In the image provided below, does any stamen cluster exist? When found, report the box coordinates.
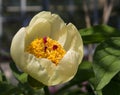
[26,37,66,65]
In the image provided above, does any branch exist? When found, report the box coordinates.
[103,0,114,24]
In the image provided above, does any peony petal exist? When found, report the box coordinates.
[30,11,65,39]
[64,23,83,63]
[23,53,56,85]
[51,25,68,47]
[48,14,65,39]
[25,18,51,48]
[29,11,65,38]
[29,11,51,26]
[10,28,26,66]
[47,50,80,85]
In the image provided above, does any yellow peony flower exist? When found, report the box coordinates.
[10,11,83,86]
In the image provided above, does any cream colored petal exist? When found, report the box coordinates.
[64,23,83,64]
[29,11,65,33]
[23,53,56,85]
[29,11,65,38]
[29,11,51,26]
[25,18,51,48]
[51,25,68,47]
[48,14,65,39]
[45,23,83,85]
[10,28,26,67]
[48,50,80,86]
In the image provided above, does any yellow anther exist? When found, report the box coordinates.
[26,37,66,65]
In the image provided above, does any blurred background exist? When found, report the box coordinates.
[0,0,120,94]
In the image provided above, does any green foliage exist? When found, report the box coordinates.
[93,37,120,90]
[27,75,45,89]
[80,24,120,95]
[80,24,120,44]
[102,73,120,95]
[0,62,44,95]
[10,62,27,83]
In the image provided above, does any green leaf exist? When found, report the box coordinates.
[27,75,45,89]
[0,71,2,82]
[102,73,120,95]
[93,37,120,90]
[10,62,27,83]
[72,61,94,83]
[10,61,22,75]
[18,73,27,83]
[79,25,120,44]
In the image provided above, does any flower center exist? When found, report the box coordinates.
[26,37,66,65]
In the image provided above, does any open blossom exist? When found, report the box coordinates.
[10,11,83,86]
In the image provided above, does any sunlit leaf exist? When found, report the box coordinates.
[79,25,120,44]
[18,73,27,83]
[93,37,120,90]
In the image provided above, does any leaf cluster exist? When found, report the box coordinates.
[80,24,120,95]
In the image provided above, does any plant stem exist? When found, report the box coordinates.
[44,86,50,95]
